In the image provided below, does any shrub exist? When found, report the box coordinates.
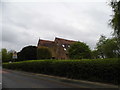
[3,58,119,85]
[37,47,52,59]
[17,46,37,61]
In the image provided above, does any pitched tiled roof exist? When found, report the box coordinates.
[38,39,54,46]
[38,37,76,46]
[55,37,76,44]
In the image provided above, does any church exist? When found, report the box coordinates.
[37,37,76,59]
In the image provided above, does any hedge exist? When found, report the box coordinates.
[3,58,119,85]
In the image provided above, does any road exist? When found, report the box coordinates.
[2,69,119,89]
[2,69,84,88]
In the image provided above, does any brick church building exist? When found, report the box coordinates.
[37,37,76,59]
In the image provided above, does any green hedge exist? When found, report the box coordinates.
[3,58,119,85]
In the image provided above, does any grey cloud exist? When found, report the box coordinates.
[2,26,19,43]
[1,2,113,51]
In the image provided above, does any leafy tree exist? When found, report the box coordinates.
[37,46,52,59]
[96,36,119,58]
[2,48,13,62]
[0,51,1,62]
[68,42,91,59]
[17,46,37,61]
[91,50,99,59]
[109,0,120,38]
[109,0,120,52]
[103,38,119,58]
[96,35,107,58]
[7,52,13,61]
[96,35,106,46]
[2,48,8,62]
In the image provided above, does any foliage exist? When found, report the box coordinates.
[2,49,8,62]
[91,50,99,59]
[109,0,120,52]
[3,58,119,85]
[68,42,91,59]
[1,48,13,62]
[17,46,37,61]
[96,35,107,58]
[37,47,52,59]
[102,38,120,58]
[109,0,120,38]
[0,52,1,62]
[96,35,120,58]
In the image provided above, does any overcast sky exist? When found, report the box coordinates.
[1,0,113,52]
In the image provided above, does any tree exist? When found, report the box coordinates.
[96,35,107,58]
[96,36,119,58]
[109,0,120,52]
[2,48,8,62]
[109,0,120,38]
[1,48,13,62]
[17,46,37,61]
[37,47,52,59]
[0,51,1,62]
[7,52,13,61]
[68,42,91,59]
[103,38,119,58]
[91,50,99,59]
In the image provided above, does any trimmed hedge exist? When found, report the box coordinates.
[3,58,119,85]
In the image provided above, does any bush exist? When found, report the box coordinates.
[3,58,119,85]
[37,47,52,59]
[17,46,37,61]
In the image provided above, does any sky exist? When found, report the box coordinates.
[1,0,113,52]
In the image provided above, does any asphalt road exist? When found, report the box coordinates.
[2,69,84,88]
[2,69,119,89]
